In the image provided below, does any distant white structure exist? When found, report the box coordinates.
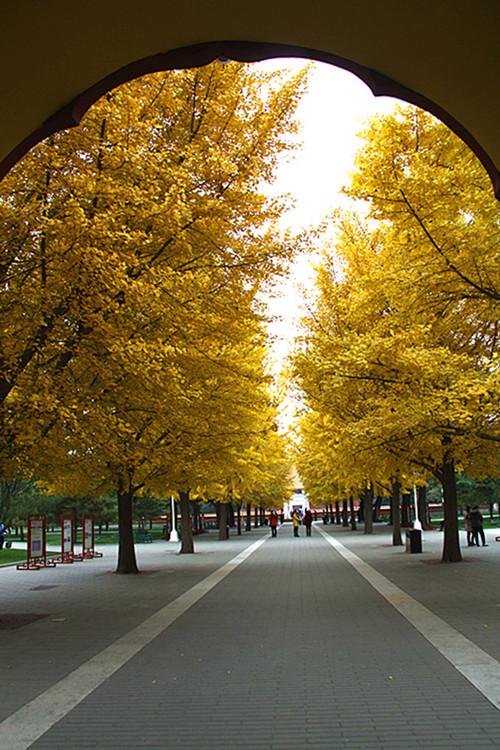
[283,468,309,520]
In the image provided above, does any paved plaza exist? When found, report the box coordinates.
[0,522,499,749]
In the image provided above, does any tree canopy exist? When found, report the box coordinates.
[0,62,306,570]
[292,106,500,562]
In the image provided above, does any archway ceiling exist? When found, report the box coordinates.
[1,0,499,196]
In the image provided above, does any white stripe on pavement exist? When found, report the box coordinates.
[318,528,500,712]
[0,535,268,750]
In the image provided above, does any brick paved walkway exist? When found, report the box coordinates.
[1,522,499,749]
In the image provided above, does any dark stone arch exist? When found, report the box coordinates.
[1,40,499,199]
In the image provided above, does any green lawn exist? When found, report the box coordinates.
[6,526,167,548]
[0,548,27,565]
[430,517,500,530]
[0,547,63,565]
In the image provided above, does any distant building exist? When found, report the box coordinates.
[283,468,309,520]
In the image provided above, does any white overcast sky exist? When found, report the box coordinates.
[259,58,398,231]
[252,58,400,372]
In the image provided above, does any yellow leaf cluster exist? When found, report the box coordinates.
[293,106,500,505]
[0,63,305,502]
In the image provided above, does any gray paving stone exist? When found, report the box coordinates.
[1,525,499,749]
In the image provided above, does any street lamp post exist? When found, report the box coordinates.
[413,486,422,531]
[169,496,179,543]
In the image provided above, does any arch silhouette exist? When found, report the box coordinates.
[3,41,499,199]
[1,1,499,199]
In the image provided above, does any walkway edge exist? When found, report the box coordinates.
[0,535,269,750]
[318,528,500,712]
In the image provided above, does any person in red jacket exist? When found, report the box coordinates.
[269,511,278,537]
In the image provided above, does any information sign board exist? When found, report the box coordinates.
[30,516,44,559]
[53,514,75,564]
[63,516,73,554]
[17,514,56,570]
[74,514,102,560]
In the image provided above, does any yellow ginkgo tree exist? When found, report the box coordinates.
[0,62,310,572]
[293,107,500,562]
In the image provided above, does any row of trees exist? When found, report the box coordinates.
[0,62,304,571]
[0,480,118,538]
[0,474,291,540]
[293,106,500,562]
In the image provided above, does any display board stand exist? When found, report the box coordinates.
[17,514,56,570]
[74,514,103,560]
[53,514,76,564]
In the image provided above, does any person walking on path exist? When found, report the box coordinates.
[270,511,278,538]
[464,506,474,546]
[0,521,7,550]
[470,505,487,547]
[303,509,313,537]
[292,509,300,537]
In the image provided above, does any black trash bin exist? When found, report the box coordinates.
[405,528,422,553]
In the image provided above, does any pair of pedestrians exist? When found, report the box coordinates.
[292,509,313,537]
[269,509,314,538]
[464,505,488,547]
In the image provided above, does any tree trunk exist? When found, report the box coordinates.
[116,481,139,574]
[391,479,403,546]
[373,496,382,522]
[417,486,430,529]
[357,496,364,522]
[246,503,252,531]
[401,493,412,527]
[363,484,374,534]
[236,504,242,535]
[349,496,357,531]
[342,499,349,527]
[192,503,200,534]
[219,502,229,540]
[179,490,194,554]
[254,506,258,528]
[335,501,341,524]
[438,456,462,563]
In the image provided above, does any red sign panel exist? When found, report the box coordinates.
[52,514,75,564]
[74,514,102,560]
[17,514,56,570]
